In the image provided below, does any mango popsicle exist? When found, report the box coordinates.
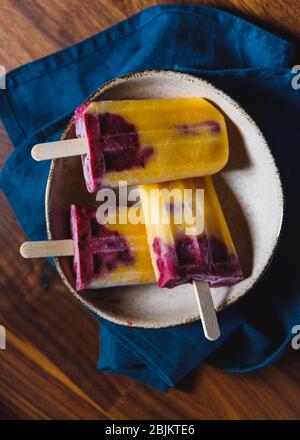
[139,177,243,289]
[74,98,229,192]
[70,205,155,290]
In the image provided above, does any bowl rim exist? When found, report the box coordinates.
[45,69,284,328]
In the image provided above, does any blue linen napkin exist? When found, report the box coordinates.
[0,4,299,392]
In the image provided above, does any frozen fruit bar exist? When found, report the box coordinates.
[139,177,243,288]
[70,205,155,290]
[74,98,229,192]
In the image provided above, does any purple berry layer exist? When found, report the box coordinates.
[70,205,134,290]
[153,235,243,288]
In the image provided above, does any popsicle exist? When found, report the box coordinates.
[71,205,155,290]
[31,98,229,192]
[20,205,155,291]
[139,176,243,289]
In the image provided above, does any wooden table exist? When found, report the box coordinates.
[0,0,299,420]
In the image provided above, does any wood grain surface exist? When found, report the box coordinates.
[0,0,299,420]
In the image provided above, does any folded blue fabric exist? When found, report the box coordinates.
[1,4,299,392]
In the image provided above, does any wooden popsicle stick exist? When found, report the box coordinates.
[20,240,74,258]
[193,280,220,341]
[31,138,88,161]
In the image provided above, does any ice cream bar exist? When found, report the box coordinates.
[70,205,155,290]
[74,98,229,192]
[139,177,243,288]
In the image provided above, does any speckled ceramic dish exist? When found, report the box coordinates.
[45,70,283,328]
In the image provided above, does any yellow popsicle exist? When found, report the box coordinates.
[74,98,229,192]
[139,177,243,288]
[70,205,155,290]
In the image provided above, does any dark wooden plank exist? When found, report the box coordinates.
[0,0,299,420]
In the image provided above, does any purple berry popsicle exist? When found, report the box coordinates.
[70,205,155,290]
[74,98,229,192]
[139,177,243,289]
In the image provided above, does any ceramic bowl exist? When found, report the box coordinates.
[45,70,283,328]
